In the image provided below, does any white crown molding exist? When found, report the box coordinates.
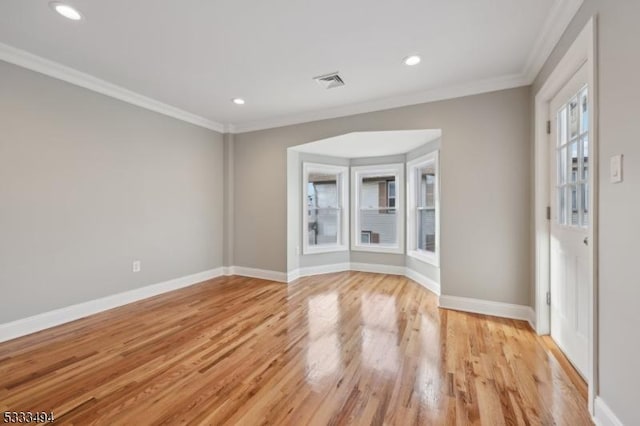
[522,0,585,82]
[0,267,223,343]
[593,397,624,426]
[230,73,529,134]
[1,0,581,136]
[439,295,535,324]
[0,43,225,133]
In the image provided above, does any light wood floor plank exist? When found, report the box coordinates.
[0,272,592,425]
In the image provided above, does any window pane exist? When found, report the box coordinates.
[580,88,588,135]
[570,185,579,226]
[360,209,397,244]
[558,187,566,225]
[558,106,567,146]
[360,174,396,208]
[308,173,338,208]
[569,97,579,140]
[308,208,339,246]
[570,141,579,183]
[388,181,395,197]
[418,165,436,208]
[418,209,436,253]
[558,147,567,184]
[582,135,589,181]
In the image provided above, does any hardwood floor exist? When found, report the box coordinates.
[0,272,592,425]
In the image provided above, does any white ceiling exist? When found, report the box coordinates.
[0,0,582,132]
[292,130,441,158]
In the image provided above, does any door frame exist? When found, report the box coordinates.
[533,17,598,414]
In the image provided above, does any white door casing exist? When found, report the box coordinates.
[534,17,597,414]
[549,63,589,378]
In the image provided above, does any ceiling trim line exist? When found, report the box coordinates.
[521,0,585,82]
[229,73,529,134]
[0,43,225,133]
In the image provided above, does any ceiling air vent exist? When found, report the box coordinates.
[313,71,345,89]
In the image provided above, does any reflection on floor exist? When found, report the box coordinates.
[0,271,592,424]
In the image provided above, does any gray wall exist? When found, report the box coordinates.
[533,2,640,424]
[0,60,224,323]
[234,86,531,305]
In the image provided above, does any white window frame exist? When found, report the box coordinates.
[351,163,404,254]
[302,162,349,255]
[406,152,440,266]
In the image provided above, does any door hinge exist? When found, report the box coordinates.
[546,120,551,134]
[546,291,551,306]
[546,206,551,220]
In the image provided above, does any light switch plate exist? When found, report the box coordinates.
[610,155,623,183]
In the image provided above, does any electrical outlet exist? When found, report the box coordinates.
[132,260,141,273]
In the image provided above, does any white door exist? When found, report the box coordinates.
[549,63,590,378]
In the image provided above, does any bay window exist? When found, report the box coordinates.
[302,163,349,254]
[407,152,439,265]
[351,164,404,253]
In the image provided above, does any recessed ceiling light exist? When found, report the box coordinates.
[403,55,421,66]
[49,2,83,20]
[232,98,245,105]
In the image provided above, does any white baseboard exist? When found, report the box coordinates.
[526,306,537,331]
[0,267,223,343]
[404,268,441,296]
[232,266,288,283]
[439,295,534,323]
[286,262,441,296]
[349,262,406,276]
[286,268,300,283]
[288,263,350,282]
[594,397,624,426]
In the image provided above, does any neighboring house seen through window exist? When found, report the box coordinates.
[351,164,404,254]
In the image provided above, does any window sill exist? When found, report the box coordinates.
[303,245,349,255]
[351,244,404,254]
[408,250,439,267]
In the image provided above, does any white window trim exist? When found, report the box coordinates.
[302,162,349,255]
[406,152,440,266]
[351,163,404,254]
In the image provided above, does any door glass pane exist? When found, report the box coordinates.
[570,185,579,226]
[308,208,339,246]
[558,107,567,146]
[418,209,436,253]
[580,88,588,135]
[558,187,566,225]
[569,97,579,140]
[582,183,589,226]
[582,136,589,181]
[558,147,567,184]
[308,173,338,208]
[569,141,579,183]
